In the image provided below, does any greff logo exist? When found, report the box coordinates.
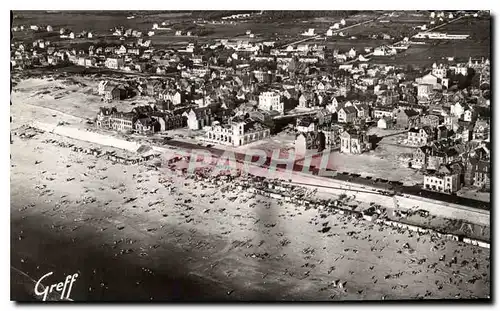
[34,272,78,301]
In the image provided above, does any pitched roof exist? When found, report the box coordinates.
[341,106,358,114]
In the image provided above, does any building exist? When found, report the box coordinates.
[298,93,314,109]
[407,126,436,146]
[96,107,118,128]
[466,144,490,190]
[340,129,371,154]
[473,120,489,141]
[204,118,271,147]
[295,132,325,157]
[258,91,283,113]
[337,106,358,123]
[417,84,434,99]
[420,114,441,128]
[423,163,462,194]
[372,106,394,119]
[105,58,124,70]
[394,109,420,129]
[109,112,137,132]
[412,146,432,169]
[183,108,212,130]
[377,117,394,129]
[103,84,126,102]
[431,63,447,79]
[296,117,318,133]
[135,117,160,133]
[158,90,183,106]
[450,102,466,118]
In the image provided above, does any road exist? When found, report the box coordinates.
[344,14,469,64]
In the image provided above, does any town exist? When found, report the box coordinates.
[11,10,491,301]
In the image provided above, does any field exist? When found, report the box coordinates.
[12,11,381,48]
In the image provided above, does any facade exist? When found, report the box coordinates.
[295,132,325,157]
[377,117,394,129]
[412,146,432,169]
[258,91,283,113]
[105,58,124,70]
[183,108,212,130]
[473,120,489,141]
[373,106,394,119]
[407,127,436,147]
[96,107,118,128]
[337,106,357,123]
[340,129,371,154]
[103,85,126,102]
[420,114,441,128]
[159,90,183,105]
[204,119,270,147]
[296,117,317,133]
[423,163,462,194]
[394,109,420,129]
[109,112,136,132]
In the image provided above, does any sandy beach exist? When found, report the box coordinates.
[11,128,490,301]
[10,75,490,301]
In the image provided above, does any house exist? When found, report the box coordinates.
[473,120,489,141]
[466,144,490,190]
[431,63,447,79]
[340,129,371,154]
[377,117,394,129]
[412,146,432,169]
[455,125,472,143]
[204,118,271,147]
[296,117,318,133]
[258,91,283,113]
[407,126,436,147]
[183,107,212,130]
[316,109,334,126]
[337,106,357,123]
[109,112,137,132]
[450,102,466,118]
[135,117,160,133]
[319,124,342,148]
[96,107,118,128]
[144,80,163,97]
[394,109,420,129]
[298,93,314,109]
[163,112,185,130]
[103,84,126,102]
[420,114,441,128]
[353,104,369,120]
[127,48,140,56]
[295,132,325,157]
[373,46,396,56]
[372,106,394,119]
[105,57,124,70]
[423,163,462,194]
[159,90,183,105]
[464,107,476,122]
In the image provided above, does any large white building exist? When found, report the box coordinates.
[423,163,462,194]
[204,118,271,147]
[258,92,283,113]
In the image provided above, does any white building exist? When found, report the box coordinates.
[423,164,461,194]
[258,92,283,113]
[301,28,315,36]
[204,119,271,147]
